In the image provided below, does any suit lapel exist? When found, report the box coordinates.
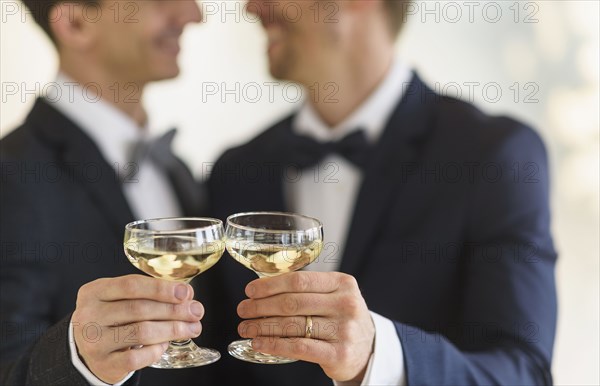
[166,158,205,216]
[339,74,439,277]
[248,117,294,213]
[28,98,135,239]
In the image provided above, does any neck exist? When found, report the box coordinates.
[306,35,394,128]
[59,61,147,127]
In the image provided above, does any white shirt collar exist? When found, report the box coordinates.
[45,72,148,168]
[293,59,413,143]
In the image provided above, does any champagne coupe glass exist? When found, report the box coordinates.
[225,212,324,364]
[124,217,225,368]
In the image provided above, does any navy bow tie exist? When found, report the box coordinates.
[286,129,372,170]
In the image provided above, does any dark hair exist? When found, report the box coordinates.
[383,0,412,37]
[21,0,97,44]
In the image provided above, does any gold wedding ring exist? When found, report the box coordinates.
[305,315,313,339]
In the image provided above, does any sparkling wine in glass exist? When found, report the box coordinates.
[225,212,324,364]
[124,217,225,368]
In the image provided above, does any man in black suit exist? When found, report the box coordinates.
[206,0,557,384]
[1,1,208,385]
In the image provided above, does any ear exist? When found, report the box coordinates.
[48,2,99,52]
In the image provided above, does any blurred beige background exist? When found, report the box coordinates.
[1,1,598,384]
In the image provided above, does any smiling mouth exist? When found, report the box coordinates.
[156,37,181,56]
[156,29,183,56]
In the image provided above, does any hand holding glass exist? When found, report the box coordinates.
[225,212,324,364]
[124,217,225,369]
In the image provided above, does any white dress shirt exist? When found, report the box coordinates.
[47,72,182,386]
[286,59,412,386]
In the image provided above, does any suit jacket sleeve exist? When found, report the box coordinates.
[0,149,81,385]
[0,314,97,386]
[0,156,139,386]
[0,165,85,385]
[0,315,142,386]
[395,123,557,385]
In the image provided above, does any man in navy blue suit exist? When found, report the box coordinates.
[1,1,206,385]
[206,0,557,384]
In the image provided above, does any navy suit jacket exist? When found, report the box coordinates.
[205,73,557,385]
[0,99,206,386]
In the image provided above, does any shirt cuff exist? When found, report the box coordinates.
[333,311,406,386]
[69,318,135,386]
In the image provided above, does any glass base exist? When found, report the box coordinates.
[228,339,297,364]
[150,340,220,369]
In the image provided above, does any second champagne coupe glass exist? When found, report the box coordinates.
[124,217,225,369]
[225,212,324,364]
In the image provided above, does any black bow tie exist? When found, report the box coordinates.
[125,128,204,214]
[127,128,179,170]
[286,129,372,170]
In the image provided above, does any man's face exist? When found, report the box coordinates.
[90,0,201,83]
[247,0,341,84]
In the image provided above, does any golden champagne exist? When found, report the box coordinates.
[125,237,225,282]
[226,240,323,277]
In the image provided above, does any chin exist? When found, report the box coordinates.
[269,62,298,83]
[268,56,290,80]
[267,49,299,82]
[268,65,284,80]
[152,65,181,82]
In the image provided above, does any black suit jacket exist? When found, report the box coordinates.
[205,74,557,385]
[0,99,206,385]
